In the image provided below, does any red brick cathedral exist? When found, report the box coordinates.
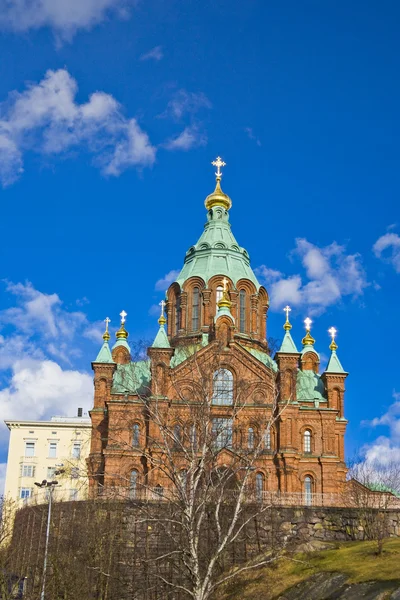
[88,158,348,501]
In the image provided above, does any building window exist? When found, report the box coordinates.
[132,424,140,448]
[154,484,164,498]
[72,443,81,459]
[21,465,35,478]
[264,428,271,450]
[304,430,312,453]
[248,427,254,450]
[71,468,79,479]
[20,488,31,500]
[25,442,35,457]
[212,418,233,449]
[175,295,181,334]
[173,424,182,447]
[48,442,57,458]
[216,286,223,309]
[47,467,57,479]
[129,470,138,499]
[190,424,198,451]
[212,368,234,405]
[192,287,200,330]
[304,476,313,505]
[256,473,264,501]
[70,489,78,501]
[239,289,246,333]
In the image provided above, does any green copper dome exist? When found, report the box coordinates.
[176,182,260,289]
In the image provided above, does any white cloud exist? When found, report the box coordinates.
[165,89,211,121]
[164,126,206,151]
[256,238,367,313]
[0,68,156,186]
[0,359,92,443]
[360,392,400,472]
[0,462,6,497]
[155,269,180,291]
[140,45,163,61]
[244,127,261,146]
[373,232,400,273]
[0,0,135,42]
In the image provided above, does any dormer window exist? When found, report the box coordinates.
[192,287,200,330]
[239,289,246,333]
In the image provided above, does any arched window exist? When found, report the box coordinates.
[129,470,138,499]
[248,427,254,450]
[190,424,197,451]
[304,429,312,453]
[256,472,264,501]
[173,424,182,446]
[132,424,140,448]
[175,295,181,334]
[216,286,223,309]
[264,428,271,450]
[212,369,234,405]
[304,476,313,505]
[192,287,200,330]
[239,289,246,333]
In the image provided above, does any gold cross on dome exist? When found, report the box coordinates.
[304,317,312,331]
[104,317,111,332]
[212,156,226,179]
[328,326,337,341]
[283,305,291,321]
[120,310,127,324]
[222,277,229,292]
[159,299,166,317]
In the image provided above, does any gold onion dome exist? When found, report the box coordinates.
[218,290,232,310]
[116,310,129,340]
[328,327,338,351]
[103,317,111,342]
[205,179,232,211]
[283,305,292,331]
[302,317,315,346]
[329,339,338,351]
[158,314,167,326]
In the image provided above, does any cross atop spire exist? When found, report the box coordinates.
[222,276,229,292]
[103,317,111,342]
[120,310,127,324]
[212,156,226,181]
[158,300,167,326]
[328,326,338,351]
[304,317,312,331]
[302,316,315,347]
[283,305,292,331]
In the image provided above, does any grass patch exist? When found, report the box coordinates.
[214,538,400,600]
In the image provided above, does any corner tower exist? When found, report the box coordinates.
[166,157,269,352]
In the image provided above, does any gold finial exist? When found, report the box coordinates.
[217,278,232,310]
[103,317,111,342]
[302,316,315,346]
[328,326,338,351]
[116,310,129,340]
[158,300,167,326]
[283,305,292,331]
[205,156,232,211]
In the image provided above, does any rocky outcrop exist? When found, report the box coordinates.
[277,572,400,600]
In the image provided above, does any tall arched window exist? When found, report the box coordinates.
[129,470,138,499]
[256,472,264,501]
[192,287,200,330]
[239,289,246,333]
[304,476,313,505]
[216,286,223,309]
[190,424,197,451]
[175,295,181,334]
[248,427,254,450]
[264,428,271,450]
[132,424,140,448]
[212,368,234,405]
[304,429,312,453]
[173,424,182,447]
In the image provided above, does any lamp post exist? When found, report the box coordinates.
[34,469,64,600]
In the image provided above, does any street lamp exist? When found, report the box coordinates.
[34,469,64,600]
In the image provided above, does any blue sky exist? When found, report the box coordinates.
[1,0,400,491]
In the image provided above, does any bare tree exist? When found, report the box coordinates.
[347,458,400,554]
[100,341,291,600]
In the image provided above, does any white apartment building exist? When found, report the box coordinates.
[4,411,92,506]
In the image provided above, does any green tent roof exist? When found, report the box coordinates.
[94,341,114,364]
[325,350,346,374]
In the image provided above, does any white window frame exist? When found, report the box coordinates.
[20,488,32,500]
[21,465,35,478]
[25,442,35,457]
[48,442,58,458]
[72,442,81,459]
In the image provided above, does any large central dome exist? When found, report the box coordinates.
[175,167,260,289]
